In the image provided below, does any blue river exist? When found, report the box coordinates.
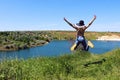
[0,40,120,60]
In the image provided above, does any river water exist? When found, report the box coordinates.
[0,40,120,60]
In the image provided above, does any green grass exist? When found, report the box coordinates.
[0,49,120,80]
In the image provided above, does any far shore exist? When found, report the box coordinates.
[96,35,120,41]
[0,41,49,52]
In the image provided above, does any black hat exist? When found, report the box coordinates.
[79,20,84,26]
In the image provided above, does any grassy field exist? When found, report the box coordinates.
[0,49,120,80]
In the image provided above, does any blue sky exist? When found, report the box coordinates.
[0,0,120,32]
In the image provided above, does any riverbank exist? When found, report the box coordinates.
[97,35,120,41]
[0,31,50,51]
[0,49,119,80]
[0,41,48,51]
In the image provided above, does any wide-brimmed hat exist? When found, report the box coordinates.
[76,20,84,26]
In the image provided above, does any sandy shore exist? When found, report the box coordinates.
[97,35,120,41]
